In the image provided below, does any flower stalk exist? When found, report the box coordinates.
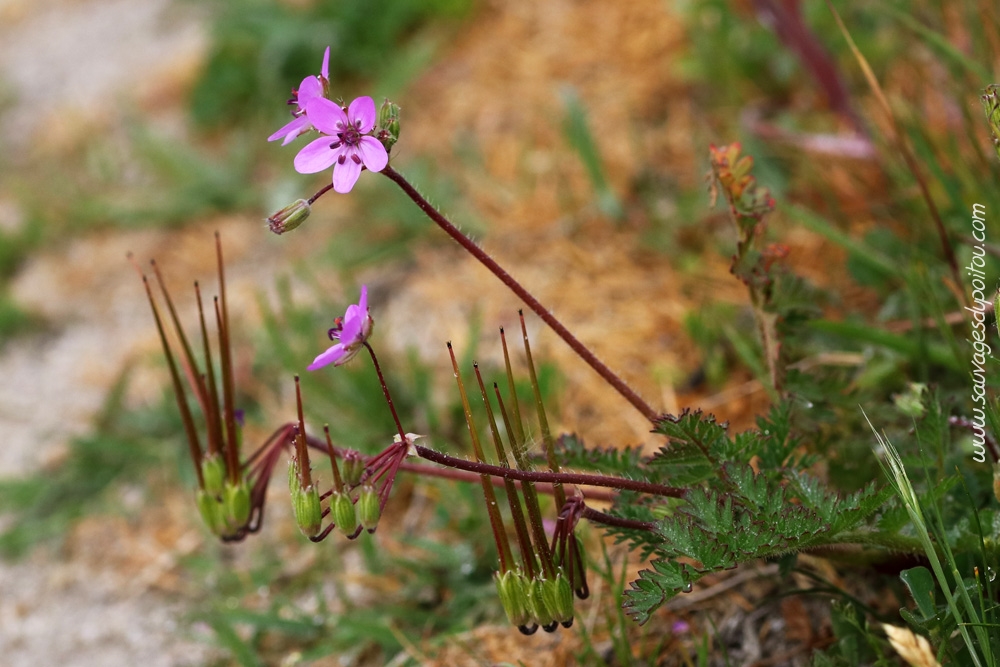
[380,165,659,423]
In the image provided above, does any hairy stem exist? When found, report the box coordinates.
[414,445,684,497]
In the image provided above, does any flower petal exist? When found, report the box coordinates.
[320,46,330,80]
[332,155,363,193]
[306,97,349,135]
[357,136,388,172]
[347,96,377,133]
[307,343,347,370]
[268,116,309,143]
[297,75,322,105]
[294,136,343,174]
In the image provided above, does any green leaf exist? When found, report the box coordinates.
[901,566,937,620]
[623,558,696,625]
[549,434,645,476]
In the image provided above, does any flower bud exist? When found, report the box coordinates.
[377,99,401,151]
[224,480,251,529]
[267,199,311,235]
[341,450,365,487]
[201,454,226,496]
[196,489,225,536]
[357,485,381,532]
[495,570,532,629]
[332,491,358,537]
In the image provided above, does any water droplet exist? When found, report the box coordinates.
[682,582,693,593]
[989,566,997,582]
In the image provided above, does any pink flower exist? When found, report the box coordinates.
[268,47,330,146]
[293,96,389,193]
[307,285,374,370]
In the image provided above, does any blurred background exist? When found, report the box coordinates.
[0,0,997,664]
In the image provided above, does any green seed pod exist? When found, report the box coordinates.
[495,570,532,628]
[545,572,574,627]
[332,492,358,537]
[341,450,365,487]
[293,484,322,538]
[357,485,381,532]
[196,489,225,536]
[200,454,226,496]
[528,576,556,629]
[224,480,251,529]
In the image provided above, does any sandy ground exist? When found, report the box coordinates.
[0,1,218,663]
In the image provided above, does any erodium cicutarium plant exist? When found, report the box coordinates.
[132,44,1000,656]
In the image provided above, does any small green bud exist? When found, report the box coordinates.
[377,98,401,151]
[357,485,381,533]
[267,199,311,235]
[196,489,225,536]
[200,454,226,496]
[224,480,251,529]
[495,570,532,628]
[332,492,358,537]
[341,450,365,487]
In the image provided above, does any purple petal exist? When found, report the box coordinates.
[340,306,364,344]
[347,96,377,133]
[268,116,308,143]
[306,97,349,135]
[320,47,330,80]
[294,136,343,174]
[357,136,388,172]
[297,75,322,106]
[307,343,347,370]
[332,155,363,193]
[357,285,368,312]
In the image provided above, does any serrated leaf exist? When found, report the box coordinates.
[653,409,731,458]
[623,559,695,624]
[549,434,646,476]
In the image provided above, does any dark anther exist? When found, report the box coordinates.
[351,154,362,164]
[542,621,559,633]
[517,624,538,636]
[560,618,574,629]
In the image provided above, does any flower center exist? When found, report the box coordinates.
[337,122,363,148]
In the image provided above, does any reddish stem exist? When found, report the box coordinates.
[414,445,683,498]
[381,165,659,422]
